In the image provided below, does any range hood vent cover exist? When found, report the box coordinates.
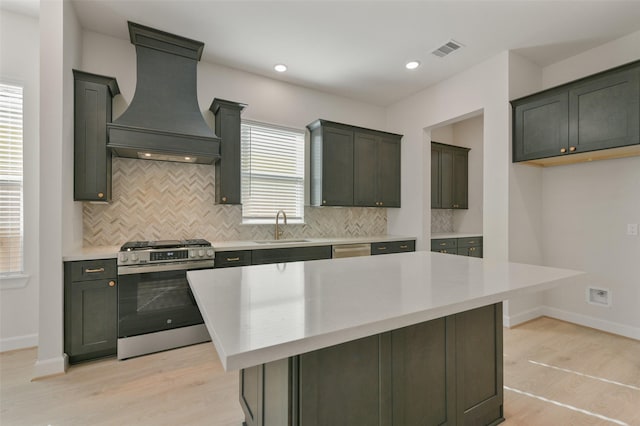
[107,22,220,164]
[431,39,464,58]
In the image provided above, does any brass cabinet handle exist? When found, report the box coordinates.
[108,280,116,287]
[377,246,387,250]
[560,148,567,153]
[569,146,576,152]
[323,200,326,204]
[222,196,227,202]
[226,257,240,262]
[97,192,104,198]
[400,245,408,249]
[468,240,475,244]
[85,267,105,273]
[470,247,476,252]
[439,242,447,246]
[379,201,383,206]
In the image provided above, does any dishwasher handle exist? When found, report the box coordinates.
[332,243,371,258]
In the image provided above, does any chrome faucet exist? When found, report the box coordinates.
[274,210,287,240]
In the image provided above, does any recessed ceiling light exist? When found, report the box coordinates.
[274,64,287,72]
[405,61,420,70]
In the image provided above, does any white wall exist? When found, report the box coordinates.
[35,0,82,377]
[538,31,640,339]
[452,115,483,234]
[386,52,511,260]
[0,10,40,351]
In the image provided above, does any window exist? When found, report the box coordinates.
[241,120,305,224]
[0,82,24,275]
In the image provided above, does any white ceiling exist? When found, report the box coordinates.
[8,1,640,106]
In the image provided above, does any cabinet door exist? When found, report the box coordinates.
[212,99,245,205]
[431,145,441,208]
[455,303,504,425]
[74,79,112,201]
[320,126,354,206]
[440,148,455,209]
[391,318,456,426]
[452,149,468,209]
[354,132,378,207]
[66,278,117,361]
[299,335,385,426]
[569,67,639,153]
[512,92,569,162]
[377,136,401,207]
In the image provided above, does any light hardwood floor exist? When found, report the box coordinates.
[1,317,639,426]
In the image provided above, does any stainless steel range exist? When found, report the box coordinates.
[117,239,214,359]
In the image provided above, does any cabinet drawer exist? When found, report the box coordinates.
[433,248,458,255]
[457,237,482,248]
[215,250,252,268]
[431,239,457,251]
[252,246,332,265]
[70,259,117,281]
[371,240,415,255]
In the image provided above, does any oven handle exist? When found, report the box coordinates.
[118,260,215,275]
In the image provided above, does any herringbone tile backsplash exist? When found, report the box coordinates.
[83,158,387,246]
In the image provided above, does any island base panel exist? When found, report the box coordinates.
[240,303,504,426]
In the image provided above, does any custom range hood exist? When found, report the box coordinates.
[107,22,220,164]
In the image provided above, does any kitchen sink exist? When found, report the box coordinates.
[254,239,310,244]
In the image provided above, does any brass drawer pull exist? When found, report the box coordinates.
[468,240,475,244]
[400,245,408,249]
[108,280,116,287]
[226,257,240,262]
[439,242,447,246]
[560,148,567,153]
[569,146,576,152]
[85,267,105,273]
[377,246,387,250]
[470,247,476,251]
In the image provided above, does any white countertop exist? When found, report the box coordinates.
[62,235,416,261]
[213,235,415,251]
[431,232,482,239]
[62,245,120,261]
[188,251,586,371]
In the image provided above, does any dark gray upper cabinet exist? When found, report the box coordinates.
[308,120,355,206]
[308,119,402,208]
[512,60,640,164]
[431,142,469,209]
[210,98,247,205]
[73,70,119,201]
[354,131,401,207]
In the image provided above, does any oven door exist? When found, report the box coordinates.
[117,262,213,338]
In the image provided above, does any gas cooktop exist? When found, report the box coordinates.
[120,239,211,251]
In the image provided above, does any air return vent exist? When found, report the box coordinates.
[431,39,464,58]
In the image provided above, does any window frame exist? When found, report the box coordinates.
[0,81,25,278]
[240,119,306,225]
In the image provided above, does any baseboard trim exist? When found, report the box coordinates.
[33,353,68,379]
[503,306,545,328]
[0,333,38,353]
[541,306,640,341]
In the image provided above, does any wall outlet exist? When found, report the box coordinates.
[586,287,611,307]
[627,223,638,236]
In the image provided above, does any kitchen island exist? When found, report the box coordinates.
[188,251,586,426]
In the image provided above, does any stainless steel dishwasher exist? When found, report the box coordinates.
[331,243,371,258]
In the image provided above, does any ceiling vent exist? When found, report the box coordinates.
[431,39,464,58]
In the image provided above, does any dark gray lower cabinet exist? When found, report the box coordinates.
[64,259,117,363]
[240,303,504,426]
[214,250,252,268]
[371,239,416,255]
[432,237,482,258]
[251,246,332,265]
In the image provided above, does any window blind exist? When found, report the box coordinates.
[0,83,24,275]
[241,120,305,223]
